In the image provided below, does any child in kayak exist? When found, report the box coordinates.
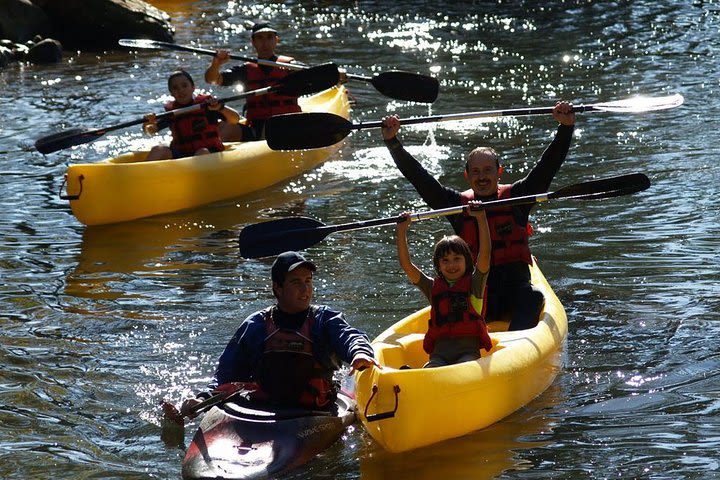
[142,69,241,161]
[396,201,494,368]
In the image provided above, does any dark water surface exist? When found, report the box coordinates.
[1,1,719,478]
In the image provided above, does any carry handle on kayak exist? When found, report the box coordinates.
[363,384,401,422]
[58,174,83,201]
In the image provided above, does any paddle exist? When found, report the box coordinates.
[239,173,651,258]
[118,38,439,103]
[34,62,340,155]
[264,93,685,150]
[160,391,230,446]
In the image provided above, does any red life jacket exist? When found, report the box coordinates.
[244,55,302,123]
[253,307,335,409]
[459,184,533,266]
[423,274,493,355]
[165,94,223,155]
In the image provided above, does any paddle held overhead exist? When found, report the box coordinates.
[119,38,439,104]
[34,63,339,155]
[239,173,651,259]
[264,93,684,150]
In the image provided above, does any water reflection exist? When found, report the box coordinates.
[63,189,314,301]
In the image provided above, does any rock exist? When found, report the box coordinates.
[12,42,29,60]
[35,0,174,49]
[0,0,174,66]
[0,0,51,43]
[0,45,11,67]
[26,37,62,63]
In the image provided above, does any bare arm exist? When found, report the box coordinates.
[205,49,229,85]
[396,214,422,285]
[468,201,490,274]
[207,97,241,125]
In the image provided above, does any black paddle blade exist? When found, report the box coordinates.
[265,112,352,151]
[274,63,340,97]
[239,217,329,259]
[35,128,100,154]
[372,71,439,103]
[551,173,651,200]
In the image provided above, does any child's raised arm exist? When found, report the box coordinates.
[395,213,422,284]
[468,201,490,274]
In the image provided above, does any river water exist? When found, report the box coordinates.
[1,0,718,478]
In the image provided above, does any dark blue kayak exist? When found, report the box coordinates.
[181,392,356,479]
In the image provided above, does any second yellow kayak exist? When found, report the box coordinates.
[61,85,350,226]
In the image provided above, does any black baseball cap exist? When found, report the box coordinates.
[271,251,316,284]
[251,20,277,37]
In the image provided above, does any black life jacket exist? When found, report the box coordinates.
[253,306,335,408]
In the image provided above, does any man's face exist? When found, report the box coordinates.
[251,32,279,58]
[274,267,313,314]
[466,153,501,197]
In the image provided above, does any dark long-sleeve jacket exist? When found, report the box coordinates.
[210,305,374,389]
[384,124,574,285]
[384,124,574,228]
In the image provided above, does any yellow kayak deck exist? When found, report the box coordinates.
[355,258,567,453]
[62,85,350,226]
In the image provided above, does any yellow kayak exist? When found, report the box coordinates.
[354,258,567,453]
[61,85,350,226]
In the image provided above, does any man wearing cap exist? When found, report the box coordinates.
[205,20,303,142]
[181,251,377,413]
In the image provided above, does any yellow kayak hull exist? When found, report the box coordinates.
[355,258,567,453]
[63,86,350,226]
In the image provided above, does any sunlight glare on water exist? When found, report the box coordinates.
[1,0,719,478]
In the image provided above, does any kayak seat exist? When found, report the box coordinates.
[374,333,427,370]
[109,151,146,164]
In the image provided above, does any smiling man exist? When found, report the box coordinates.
[205,20,304,141]
[181,251,376,413]
[381,102,575,331]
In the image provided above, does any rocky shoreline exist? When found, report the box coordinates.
[0,0,174,67]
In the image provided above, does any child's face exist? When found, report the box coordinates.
[438,251,467,282]
[169,76,194,104]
